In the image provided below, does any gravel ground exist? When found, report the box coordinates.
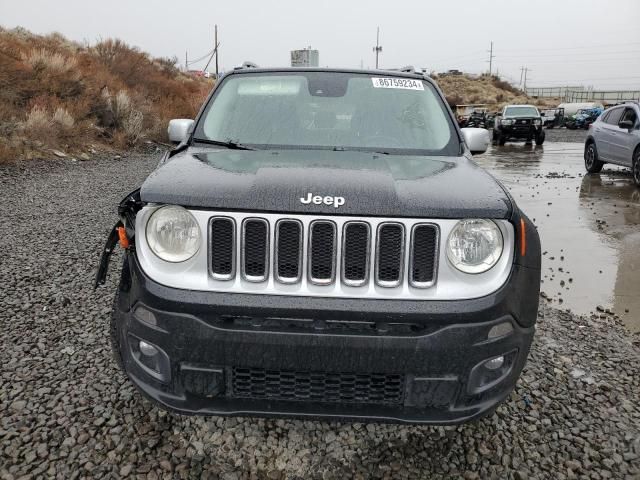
[1,153,639,480]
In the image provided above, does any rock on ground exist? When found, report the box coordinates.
[0,155,639,479]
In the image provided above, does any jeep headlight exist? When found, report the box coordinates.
[533,118,541,126]
[146,206,201,262]
[446,219,503,274]
[501,118,513,126]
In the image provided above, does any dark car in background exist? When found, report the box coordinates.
[96,67,541,424]
[493,105,545,146]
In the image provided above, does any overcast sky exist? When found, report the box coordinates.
[2,0,639,89]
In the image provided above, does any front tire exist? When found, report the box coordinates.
[498,135,506,146]
[585,142,604,174]
[535,130,545,146]
[633,149,640,187]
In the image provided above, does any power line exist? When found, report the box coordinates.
[202,42,220,73]
[187,48,215,65]
[499,50,640,59]
[499,41,640,53]
[499,57,640,65]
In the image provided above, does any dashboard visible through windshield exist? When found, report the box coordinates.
[193,71,460,155]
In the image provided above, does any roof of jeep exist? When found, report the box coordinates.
[226,66,433,82]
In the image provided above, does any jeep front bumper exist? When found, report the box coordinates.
[110,253,539,425]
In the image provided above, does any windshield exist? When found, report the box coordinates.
[194,72,459,155]
[504,106,539,118]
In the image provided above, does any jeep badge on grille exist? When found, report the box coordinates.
[300,193,345,208]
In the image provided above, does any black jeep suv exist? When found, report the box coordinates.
[96,67,541,424]
[493,105,545,146]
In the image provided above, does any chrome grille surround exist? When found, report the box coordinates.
[341,221,371,287]
[208,216,236,281]
[136,207,515,301]
[408,223,440,289]
[374,222,406,288]
[274,219,303,284]
[308,220,337,285]
[241,218,269,282]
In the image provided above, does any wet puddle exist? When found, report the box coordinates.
[476,142,640,332]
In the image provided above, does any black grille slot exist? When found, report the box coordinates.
[410,225,438,286]
[232,367,404,405]
[376,224,404,285]
[343,223,370,284]
[210,218,235,278]
[276,220,302,281]
[309,221,336,283]
[242,219,268,280]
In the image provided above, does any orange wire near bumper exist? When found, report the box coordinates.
[117,226,130,249]
[519,219,526,257]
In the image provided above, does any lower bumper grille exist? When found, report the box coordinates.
[231,367,405,405]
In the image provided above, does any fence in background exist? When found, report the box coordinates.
[525,86,584,98]
[527,86,640,104]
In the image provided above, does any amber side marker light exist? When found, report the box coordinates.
[117,226,130,249]
[519,219,526,257]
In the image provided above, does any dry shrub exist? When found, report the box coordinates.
[491,77,519,95]
[0,28,211,161]
[22,48,77,73]
[24,105,53,136]
[101,88,144,145]
[445,94,463,108]
[52,107,74,128]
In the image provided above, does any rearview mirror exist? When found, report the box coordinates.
[461,127,490,155]
[168,119,195,144]
[619,119,634,130]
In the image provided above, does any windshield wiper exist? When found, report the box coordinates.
[192,138,256,150]
[332,146,391,155]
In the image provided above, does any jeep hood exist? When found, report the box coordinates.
[140,148,512,218]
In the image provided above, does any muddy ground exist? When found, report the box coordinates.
[477,127,640,332]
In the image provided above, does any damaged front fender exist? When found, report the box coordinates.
[94,189,143,288]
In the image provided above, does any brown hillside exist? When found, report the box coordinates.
[0,27,211,162]
[434,73,558,111]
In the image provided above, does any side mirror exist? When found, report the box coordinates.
[168,119,195,144]
[619,119,634,130]
[461,127,490,155]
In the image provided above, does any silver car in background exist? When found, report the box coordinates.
[584,101,640,186]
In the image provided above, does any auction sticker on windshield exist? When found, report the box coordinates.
[371,77,424,90]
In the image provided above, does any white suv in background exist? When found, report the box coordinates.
[584,101,640,187]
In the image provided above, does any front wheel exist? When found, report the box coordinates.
[498,135,506,146]
[633,149,640,187]
[585,142,604,174]
[535,130,545,146]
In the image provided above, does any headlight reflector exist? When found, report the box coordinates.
[446,219,503,274]
[501,118,513,126]
[146,206,201,262]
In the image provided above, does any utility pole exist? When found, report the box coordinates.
[373,27,382,69]
[488,41,495,76]
[519,66,525,87]
[214,25,219,77]
[185,50,188,72]
[523,67,530,92]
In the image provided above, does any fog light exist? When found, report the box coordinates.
[487,322,513,339]
[484,355,505,370]
[139,340,159,357]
